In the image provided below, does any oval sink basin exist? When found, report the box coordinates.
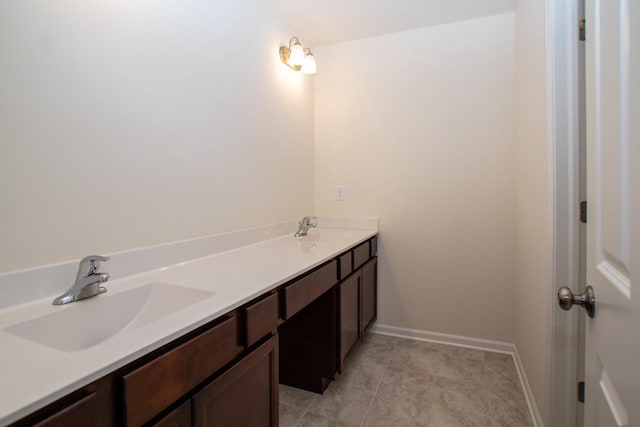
[5,283,215,352]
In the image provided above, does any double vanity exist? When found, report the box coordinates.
[0,219,378,426]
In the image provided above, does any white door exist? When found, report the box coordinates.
[584,0,640,425]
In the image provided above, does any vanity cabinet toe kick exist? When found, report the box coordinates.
[11,236,377,427]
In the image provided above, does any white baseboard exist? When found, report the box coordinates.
[370,323,543,426]
[370,323,515,353]
[512,347,545,427]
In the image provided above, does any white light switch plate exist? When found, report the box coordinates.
[336,185,345,201]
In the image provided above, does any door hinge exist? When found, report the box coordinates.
[580,201,588,223]
[578,381,585,403]
[579,19,586,41]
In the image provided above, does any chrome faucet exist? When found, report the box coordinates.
[294,216,317,237]
[52,255,110,305]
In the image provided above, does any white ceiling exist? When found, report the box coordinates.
[270,0,517,46]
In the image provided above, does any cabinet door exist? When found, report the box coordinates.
[152,401,191,427]
[192,335,279,427]
[361,257,377,333]
[339,272,360,368]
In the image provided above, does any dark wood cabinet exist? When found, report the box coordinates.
[245,292,279,348]
[11,374,117,427]
[12,236,377,427]
[339,271,360,369]
[121,314,243,426]
[361,257,377,333]
[338,252,377,370]
[353,241,370,269]
[338,251,353,280]
[283,260,337,319]
[32,393,96,427]
[279,286,337,394]
[192,335,279,427]
[152,401,191,427]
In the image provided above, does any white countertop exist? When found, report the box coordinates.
[0,225,377,425]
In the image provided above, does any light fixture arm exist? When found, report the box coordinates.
[289,37,300,50]
[279,36,315,74]
[279,36,302,71]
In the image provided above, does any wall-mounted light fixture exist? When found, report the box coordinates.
[279,37,316,75]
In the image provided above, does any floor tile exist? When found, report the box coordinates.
[489,392,534,427]
[483,352,518,381]
[279,402,306,427]
[334,359,386,391]
[386,340,487,384]
[279,333,533,427]
[297,412,354,427]
[347,339,394,369]
[427,386,492,426]
[280,384,318,410]
[307,381,375,426]
[363,381,435,426]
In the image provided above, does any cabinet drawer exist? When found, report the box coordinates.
[338,252,353,280]
[284,260,337,319]
[245,293,279,347]
[353,241,370,269]
[370,237,377,257]
[33,393,96,427]
[121,315,243,427]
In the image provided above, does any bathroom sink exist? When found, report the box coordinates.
[5,283,215,352]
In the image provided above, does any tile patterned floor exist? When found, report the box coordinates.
[279,333,534,427]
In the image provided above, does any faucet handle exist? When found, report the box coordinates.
[76,255,110,278]
[300,216,317,226]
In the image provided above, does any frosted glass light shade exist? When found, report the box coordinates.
[302,53,316,75]
[289,42,305,66]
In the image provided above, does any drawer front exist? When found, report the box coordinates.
[122,315,243,427]
[338,251,353,280]
[284,260,338,319]
[33,393,96,427]
[370,237,377,257]
[353,241,370,269]
[245,293,279,347]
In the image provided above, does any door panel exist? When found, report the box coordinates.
[192,335,278,427]
[339,272,360,366]
[585,0,639,425]
[596,0,631,297]
[152,401,191,427]
[361,257,377,333]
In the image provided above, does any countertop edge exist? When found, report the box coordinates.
[0,228,377,426]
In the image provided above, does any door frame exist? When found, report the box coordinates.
[546,0,584,425]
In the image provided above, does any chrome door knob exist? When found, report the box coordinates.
[558,286,596,318]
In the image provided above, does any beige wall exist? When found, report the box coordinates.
[314,13,517,342]
[515,0,552,423]
[0,0,314,273]
[0,4,553,418]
